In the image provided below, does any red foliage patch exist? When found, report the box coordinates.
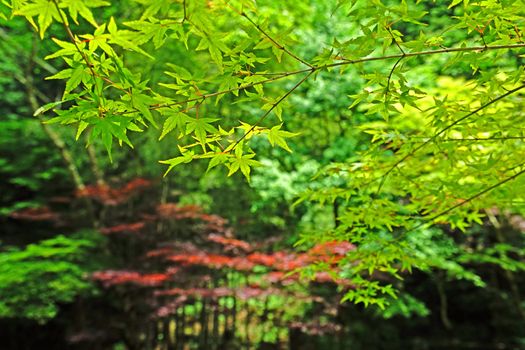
[246,251,310,271]
[146,247,178,258]
[155,296,188,318]
[49,196,73,204]
[156,203,202,220]
[89,189,355,331]
[200,214,231,233]
[155,286,231,298]
[309,241,354,256]
[156,204,232,234]
[76,178,152,205]
[314,271,353,287]
[151,242,354,276]
[166,253,255,271]
[208,233,251,252]
[264,271,297,285]
[9,206,60,222]
[100,222,146,235]
[92,270,169,287]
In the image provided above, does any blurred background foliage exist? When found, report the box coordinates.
[1,0,524,349]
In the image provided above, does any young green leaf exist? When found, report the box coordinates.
[267,124,300,152]
[159,111,190,140]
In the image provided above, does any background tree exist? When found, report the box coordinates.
[1,0,525,349]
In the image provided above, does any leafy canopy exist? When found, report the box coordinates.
[0,232,101,321]
[4,0,525,307]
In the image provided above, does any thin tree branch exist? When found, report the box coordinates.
[222,1,312,68]
[331,43,525,67]
[8,29,106,193]
[51,0,97,81]
[229,70,314,150]
[384,56,404,102]
[145,43,525,113]
[145,68,310,113]
[431,164,525,220]
[434,271,452,330]
[401,163,525,239]
[485,209,525,321]
[239,11,313,68]
[408,136,525,143]
[86,143,106,186]
[384,27,406,104]
[390,32,406,55]
[51,0,131,97]
[375,83,525,194]
[23,32,86,192]
[0,28,58,74]
[23,35,100,228]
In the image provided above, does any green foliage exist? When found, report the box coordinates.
[0,20,72,214]
[381,294,430,319]
[0,114,74,215]
[4,0,525,311]
[0,232,101,322]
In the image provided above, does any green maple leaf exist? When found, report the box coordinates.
[216,75,240,104]
[236,121,266,140]
[267,124,300,152]
[59,0,109,27]
[206,152,230,173]
[159,111,190,140]
[131,91,158,128]
[227,147,261,181]
[80,24,114,56]
[16,0,62,39]
[45,38,82,60]
[159,149,195,176]
[186,118,219,146]
[64,64,90,96]
[124,19,168,48]
[89,115,135,161]
[107,17,154,59]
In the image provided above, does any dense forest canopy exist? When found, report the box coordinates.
[1,0,525,349]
